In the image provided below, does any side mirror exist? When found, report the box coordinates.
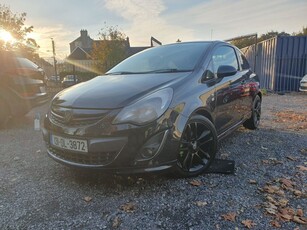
[217,65,237,78]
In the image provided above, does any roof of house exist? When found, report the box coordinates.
[67,47,92,60]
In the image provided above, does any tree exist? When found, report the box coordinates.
[0,4,39,60]
[230,36,256,49]
[293,26,307,36]
[230,31,291,49]
[91,24,128,73]
[229,31,292,49]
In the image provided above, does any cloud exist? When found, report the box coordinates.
[104,0,195,45]
[32,25,75,60]
[104,0,307,44]
[10,0,306,60]
[165,0,307,40]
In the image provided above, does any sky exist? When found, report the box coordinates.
[1,0,306,61]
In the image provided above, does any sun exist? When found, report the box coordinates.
[0,29,14,43]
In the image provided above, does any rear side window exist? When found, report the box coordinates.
[236,49,250,70]
[212,46,239,73]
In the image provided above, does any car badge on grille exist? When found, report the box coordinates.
[63,110,73,123]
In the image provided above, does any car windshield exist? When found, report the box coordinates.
[107,43,210,75]
[16,57,39,69]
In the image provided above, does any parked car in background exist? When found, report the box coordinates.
[43,41,261,177]
[0,51,49,127]
[46,75,61,87]
[299,74,307,92]
[61,75,79,88]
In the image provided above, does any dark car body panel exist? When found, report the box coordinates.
[0,51,48,116]
[54,72,191,109]
[43,41,261,173]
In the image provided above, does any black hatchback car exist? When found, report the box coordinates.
[0,51,48,127]
[42,41,261,177]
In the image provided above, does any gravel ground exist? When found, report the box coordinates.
[0,93,306,229]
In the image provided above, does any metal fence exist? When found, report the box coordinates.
[241,36,307,92]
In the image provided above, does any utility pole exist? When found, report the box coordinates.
[51,38,57,76]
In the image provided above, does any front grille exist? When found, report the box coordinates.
[47,144,117,166]
[50,107,109,127]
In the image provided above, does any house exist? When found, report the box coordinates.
[70,29,94,54]
[64,30,160,74]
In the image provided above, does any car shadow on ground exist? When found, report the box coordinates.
[70,168,172,184]
[5,115,33,129]
[3,100,50,130]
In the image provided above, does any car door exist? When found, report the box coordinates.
[235,49,255,119]
[211,45,245,134]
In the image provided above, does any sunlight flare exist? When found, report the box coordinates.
[0,29,15,43]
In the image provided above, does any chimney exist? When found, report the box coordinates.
[80,29,88,38]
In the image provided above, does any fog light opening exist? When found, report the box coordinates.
[140,143,160,159]
[137,130,169,161]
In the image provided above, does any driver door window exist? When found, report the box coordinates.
[212,46,239,73]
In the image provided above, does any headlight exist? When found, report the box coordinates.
[113,88,173,125]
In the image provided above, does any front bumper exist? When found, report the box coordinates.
[29,92,49,107]
[42,109,187,173]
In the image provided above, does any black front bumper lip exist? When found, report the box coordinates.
[46,148,176,173]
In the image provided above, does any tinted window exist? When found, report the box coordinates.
[235,48,250,70]
[108,43,210,74]
[239,53,250,70]
[16,57,39,69]
[212,46,239,73]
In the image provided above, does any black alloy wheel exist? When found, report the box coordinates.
[243,95,261,130]
[175,115,217,177]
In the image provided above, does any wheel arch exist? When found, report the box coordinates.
[174,112,218,177]
[193,108,214,124]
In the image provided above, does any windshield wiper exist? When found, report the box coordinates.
[106,69,192,75]
[147,69,192,73]
[106,71,141,75]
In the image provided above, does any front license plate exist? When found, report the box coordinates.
[50,135,88,153]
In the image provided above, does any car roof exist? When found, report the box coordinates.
[163,40,229,47]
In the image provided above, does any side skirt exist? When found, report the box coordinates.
[217,119,245,141]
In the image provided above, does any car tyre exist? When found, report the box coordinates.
[0,98,11,128]
[174,115,217,177]
[243,95,261,130]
